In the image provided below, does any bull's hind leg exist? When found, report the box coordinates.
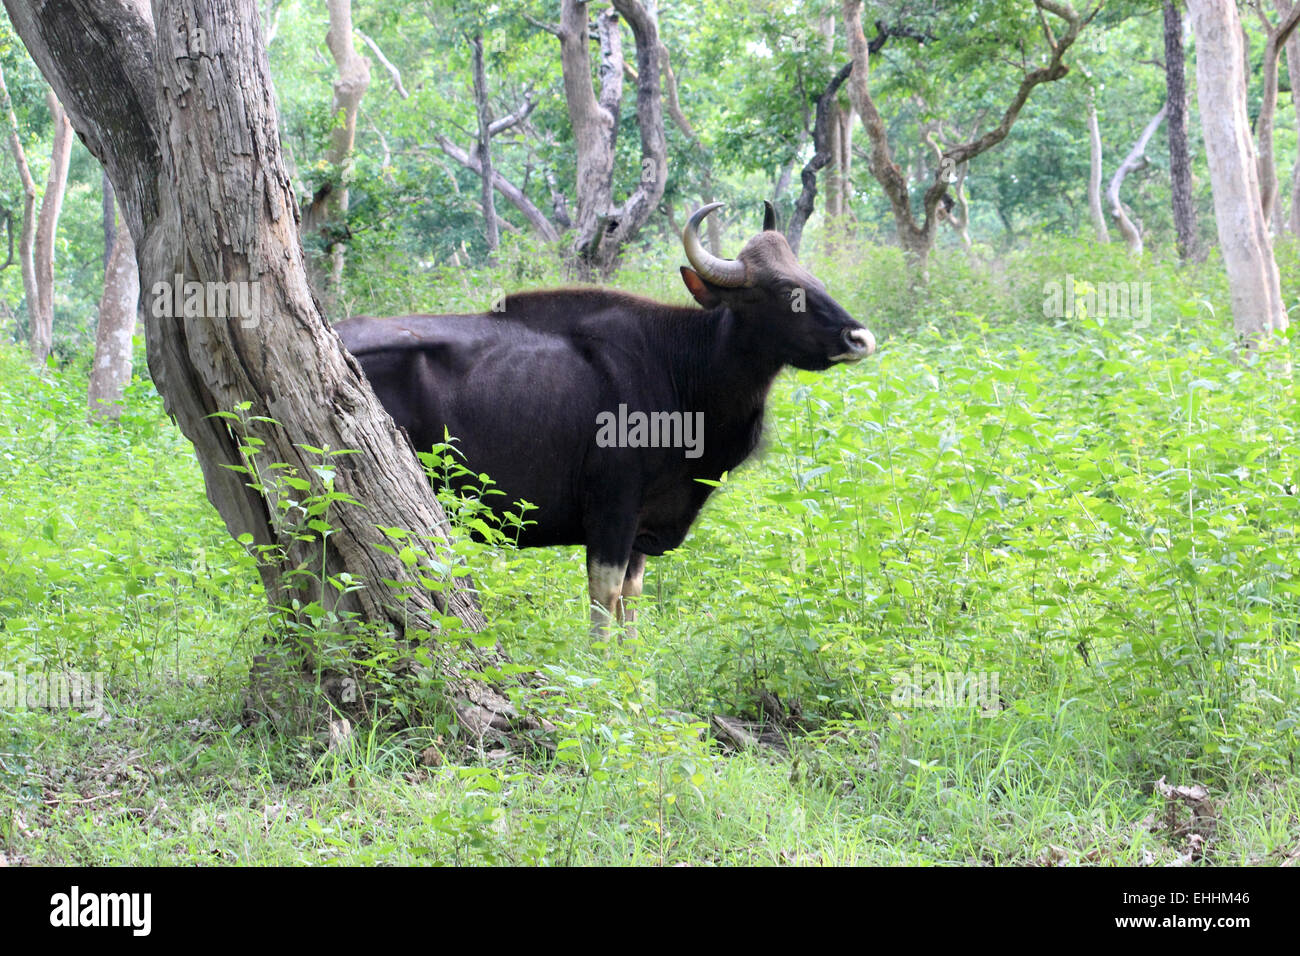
[619,551,647,638]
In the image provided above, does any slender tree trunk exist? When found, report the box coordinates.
[788,63,852,254]
[1254,3,1300,230]
[659,44,720,251]
[1164,2,1200,258]
[1087,92,1110,242]
[102,170,117,275]
[0,64,38,356]
[304,0,370,315]
[2,0,533,740]
[1186,0,1288,340]
[470,34,499,255]
[88,203,137,421]
[29,91,72,366]
[1108,104,1167,255]
[1276,0,1300,234]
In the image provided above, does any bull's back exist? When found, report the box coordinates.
[336,314,601,546]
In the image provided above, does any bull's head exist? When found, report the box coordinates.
[680,202,876,371]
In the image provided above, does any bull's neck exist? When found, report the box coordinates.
[678,305,784,429]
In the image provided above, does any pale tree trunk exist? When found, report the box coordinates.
[548,0,666,276]
[433,81,559,241]
[1250,1,1300,231]
[925,126,973,250]
[304,0,370,315]
[1087,91,1110,242]
[825,101,854,244]
[88,203,137,421]
[3,0,532,740]
[102,170,117,274]
[470,34,499,255]
[0,64,38,357]
[1277,0,1300,234]
[30,90,72,365]
[1164,2,1200,258]
[842,0,1095,276]
[1187,0,1289,340]
[1107,104,1167,256]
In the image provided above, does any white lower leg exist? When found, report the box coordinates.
[588,559,628,634]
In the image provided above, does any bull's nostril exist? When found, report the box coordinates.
[846,328,876,356]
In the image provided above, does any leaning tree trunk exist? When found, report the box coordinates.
[787,62,852,254]
[1108,104,1167,256]
[1164,2,1200,259]
[1087,91,1110,243]
[1186,0,1289,341]
[88,203,138,421]
[3,0,529,740]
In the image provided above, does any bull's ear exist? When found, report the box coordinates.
[680,266,722,307]
[763,201,777,232]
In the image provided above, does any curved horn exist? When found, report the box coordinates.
[682,203,748,288]
[763,200,777,232]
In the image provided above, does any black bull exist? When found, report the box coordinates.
[335,204,876,632]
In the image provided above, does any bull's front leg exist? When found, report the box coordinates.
[587,554,629,637]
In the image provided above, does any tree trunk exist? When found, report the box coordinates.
[659,43,720,251]
[1254,2,1300,230]
[1107,104,1167,256]
[1186,0,1288,340]
[1281,0,1300,234]
[1087,92,1110,242]
[553,0,666,276]
[470,34,499,256]
[2,0,530,740]
[0,64,38,357]
[304,0,370,315]
[842,0,1092,277]
[103,170,117,275]
[1164,2,1200,259]
[787,62,852,254]
[88,203,137,421]
[29,90,72,366]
